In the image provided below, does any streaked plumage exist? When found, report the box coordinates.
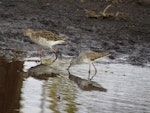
[24,29,67,63]
[24,29,66,47]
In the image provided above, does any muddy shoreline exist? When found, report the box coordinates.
[0,0,150,66]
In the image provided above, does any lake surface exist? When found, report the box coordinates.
[0,56,150,113]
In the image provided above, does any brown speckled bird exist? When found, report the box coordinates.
[24,29,67,63]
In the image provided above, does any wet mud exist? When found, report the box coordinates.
[0,0,150,65]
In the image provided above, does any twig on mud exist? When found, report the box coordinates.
[114,11,128,20]
[100,4,112,17]
[84,9,101,18]
[106,0,123,4]
[84,4,112,18]
[84,4,113,18]
[84,4,128,20]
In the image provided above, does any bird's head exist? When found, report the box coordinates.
[23,29,34,38]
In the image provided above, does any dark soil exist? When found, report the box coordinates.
[0,0,150,65]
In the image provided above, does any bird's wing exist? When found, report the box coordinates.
[35,30,66,41]
[86,52,109,61]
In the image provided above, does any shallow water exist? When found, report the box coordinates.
[0,56,150,113]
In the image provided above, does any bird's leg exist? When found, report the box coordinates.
[90,63,97,80]
[88,63,91,80]
[39,48,44,62]
[67,58,74,71]
[67,64,71,71]
[50,47,58,64]
[67,67,71,76]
